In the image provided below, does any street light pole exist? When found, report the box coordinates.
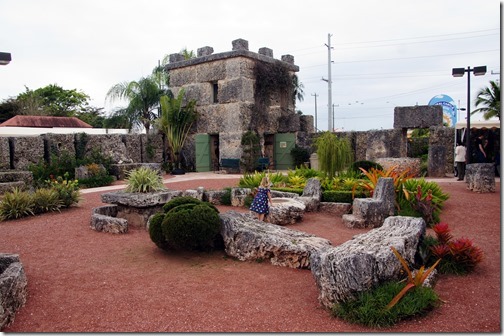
[452,65,487,164]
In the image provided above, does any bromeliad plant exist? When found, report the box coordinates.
[398,179,449,226]
[426,222,484,275]
[385,246,441,310]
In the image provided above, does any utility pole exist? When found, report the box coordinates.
[322,33,333,132]
[312,93,318,132]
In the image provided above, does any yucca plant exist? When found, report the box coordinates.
[385,246,440,310]
[0,187,34,220]
[125,167,165,193]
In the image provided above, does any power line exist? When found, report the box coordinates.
[333,28,499,46]
[286,28,499,55]
[332,49,498,64]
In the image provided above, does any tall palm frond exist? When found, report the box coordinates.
[472,80,500,120]
[106,76,163,132]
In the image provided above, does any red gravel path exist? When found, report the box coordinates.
[0,175,500,332]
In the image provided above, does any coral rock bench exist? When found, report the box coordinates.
[342,177,395,228]
[310,216,426,308]
[219,211,332,269]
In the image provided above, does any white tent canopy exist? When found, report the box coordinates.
[455,120,500,130]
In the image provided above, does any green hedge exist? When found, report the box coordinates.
[271,187,303,195]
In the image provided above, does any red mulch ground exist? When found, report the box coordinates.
[0,175,501,332]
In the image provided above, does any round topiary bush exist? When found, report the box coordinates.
[162,196,203,212]
[150,196,221,251]
[148,212,169,249]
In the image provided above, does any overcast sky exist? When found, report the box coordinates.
[0,0,501,131]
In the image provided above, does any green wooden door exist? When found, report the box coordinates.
[274,133,296,170]
[195,133,211,172]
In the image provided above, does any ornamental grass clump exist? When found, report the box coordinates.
[0,187,34,220]
[125,167,165,193]
[32,188,62,214]
[149,196,221,251]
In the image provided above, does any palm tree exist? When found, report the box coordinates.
[472,80,500,120]
[180,48,195,60]
[156,89,198,170]
[292,74,304,104]
[106,76,164,132]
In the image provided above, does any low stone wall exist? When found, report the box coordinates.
[90,205,128,234]
[375,157,421,177]
[109,163,162,180]
[99,190,182,230]
[0,253,28,330]
[318,202,352,216]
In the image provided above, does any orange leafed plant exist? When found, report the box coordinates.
[385,246,441,310]
[352,165,414,198]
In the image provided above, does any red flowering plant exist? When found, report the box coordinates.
[423,222,484,275]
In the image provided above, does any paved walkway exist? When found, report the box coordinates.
[80,172,242,194]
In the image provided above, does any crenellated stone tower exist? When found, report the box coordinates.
[165,38,313,172]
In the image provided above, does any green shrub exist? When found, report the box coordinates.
[0,187,34,220]
[125,167,165,193]
[78,174,115,188]
[161,196,219,214]
[322,190,367,203]
[331,281,439,327]
[47,174,81,208]
[290,145,310,168]
[148,212,169,250]
[244,194,254,208]
[350,160,383,175]
[162,203,221,251]
[32,188,62,214]
[220,188,232,205]
[151,197,222,251]
[29,151,77,187]
[271,187,303,195]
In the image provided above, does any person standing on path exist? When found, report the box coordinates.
[455,141,467,181]
[475,134,487,163]
[249,176,273,222]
